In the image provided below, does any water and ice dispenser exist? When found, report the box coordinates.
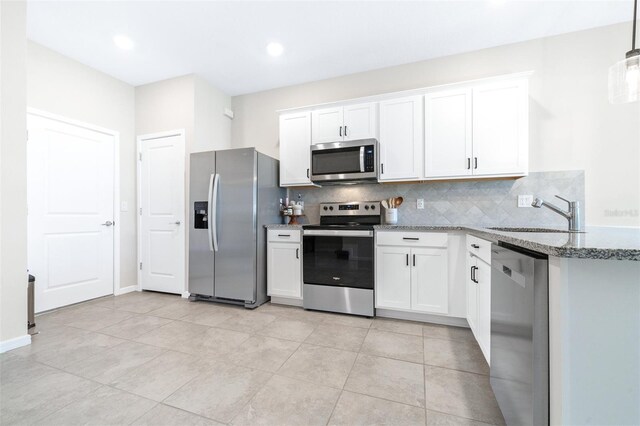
[194,201,209,229]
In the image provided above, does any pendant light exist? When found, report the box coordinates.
[609,0,639,104]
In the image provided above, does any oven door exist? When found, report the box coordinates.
[310,139,377,182]
[303,230,374,290]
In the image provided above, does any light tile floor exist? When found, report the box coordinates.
[1,291,505,425]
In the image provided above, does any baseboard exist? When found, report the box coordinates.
[376,308,469,328]
[270,296,303,307]
[114,285,138,296]
[0,334,31,353]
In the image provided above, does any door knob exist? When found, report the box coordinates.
[101,221,114,227]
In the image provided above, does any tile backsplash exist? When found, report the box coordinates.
[288,171,585,228]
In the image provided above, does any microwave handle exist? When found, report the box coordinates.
[359,146,365,172]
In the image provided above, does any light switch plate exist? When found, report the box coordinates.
[417,199,425,209]
[120,201,129,212]
[518,195,533,208]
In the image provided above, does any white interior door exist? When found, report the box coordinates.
[27,113,116,313]
[138,132,185,294]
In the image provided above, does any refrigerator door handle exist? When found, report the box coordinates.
[211,173,220,252]
[207,173,215,252]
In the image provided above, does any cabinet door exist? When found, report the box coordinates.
[379,96,423,181]
[279,112,312,186]
[472,79,528,176]
[343,103,378,141]
[375,246,411,310]
[425,88,472,178]
[466,254,479,336]
[311,107,343,144]
[410,247,449,314]
[476,258,491,363]
[267,242,302,299]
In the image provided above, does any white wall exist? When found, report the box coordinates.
[194,75,232,153]
[0,0,29,348]
[27,42,137,290]
[231,22,640,227]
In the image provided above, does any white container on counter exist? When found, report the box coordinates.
[385,208,398,225]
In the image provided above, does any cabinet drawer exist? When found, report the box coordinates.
[376,231,448,248]
[467,234,491,264]
[268,229,301,243]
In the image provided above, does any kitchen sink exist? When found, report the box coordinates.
[488,227,576,233]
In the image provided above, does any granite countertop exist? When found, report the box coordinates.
[264,224,303,230]
[375,225,640,261]
[265,223,640,261]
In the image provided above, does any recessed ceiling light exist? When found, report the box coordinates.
[113,35,134,50]
[266,42,284,57]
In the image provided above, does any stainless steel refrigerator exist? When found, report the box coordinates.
[189,148,284,308]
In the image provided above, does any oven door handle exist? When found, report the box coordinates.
[303,230,373,237]
[359,146,365,172]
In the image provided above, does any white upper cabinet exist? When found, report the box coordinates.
[472,78,528,176]
[280,73,530,184]
[424,77,528,179]
[311,103,377,144]
[424,88,472,178]
[379,96,423,181]
[311,107,343,144]
[279,111,312,186]
[343,103,378,141]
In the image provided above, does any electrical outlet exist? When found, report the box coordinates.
[518,195,534,208]
[417,199,425,209]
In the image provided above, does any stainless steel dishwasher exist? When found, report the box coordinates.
[490,242,549,426]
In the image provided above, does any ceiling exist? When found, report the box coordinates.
[27,0,633,96]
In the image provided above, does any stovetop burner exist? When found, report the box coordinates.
[304,201,381,230]
[303,224,375,231]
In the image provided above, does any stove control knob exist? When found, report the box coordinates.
[364,205,370,210]
[329,206,334,211]
[371,205,376,210]
[323,206,328,211]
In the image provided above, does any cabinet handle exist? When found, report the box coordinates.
[474,157,478,169]
[471,266,479,283]
[406,254,409,266]
[296,248,299,259]
[467,158,471,170]
[344,126,348,137]
[471,244,480,249]
[339,126,342,137]
[403,237,419,241]
[413,254,416,266]
[278,234,290,237]
[307,168,310,178]
[381,163,384,174]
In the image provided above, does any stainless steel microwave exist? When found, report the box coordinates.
[310,139,378,184]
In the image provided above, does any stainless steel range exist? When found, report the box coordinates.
[302,201,381,317]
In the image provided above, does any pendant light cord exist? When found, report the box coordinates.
[633,0,638,50]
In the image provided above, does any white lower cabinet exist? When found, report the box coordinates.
[411,248,449,314]
[375,246,412,309]
[466,235,491,363]
[376,232,448,315]
[267,230,302,300]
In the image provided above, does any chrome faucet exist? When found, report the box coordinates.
[531,195,584,232]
